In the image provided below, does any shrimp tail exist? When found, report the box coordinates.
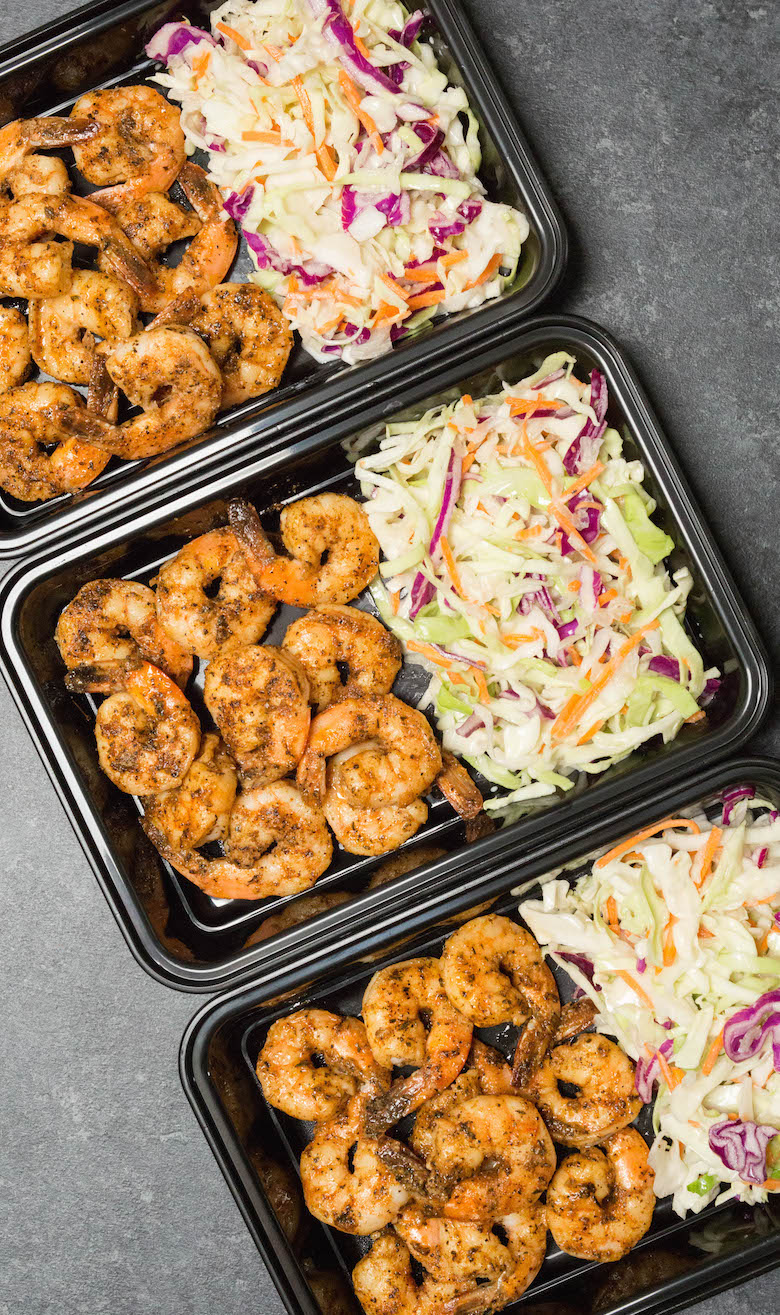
[227,497,276,564]
[87,354,119,422]
[147,290,202,330]
[59,405,123,452]
[552,997,598,1044]
[511,1013,559,1089]
[101,238,157,300]
[64,658,138,694]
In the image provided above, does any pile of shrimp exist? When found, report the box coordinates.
[257,912,657,1315]
[0,89,292,502]
[55,491,485,909]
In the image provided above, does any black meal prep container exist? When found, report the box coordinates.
[0,0,566,560]
[180,755,780,1315]
[0,315,771,993]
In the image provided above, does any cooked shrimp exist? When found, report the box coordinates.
[283,605,402,711]
[409,1041,515,1163]
[300,1094,411,1234]
[60,325,223,459]
[71,86,185,207]
[28,270,139,386]
[230,493,380,606]
[368,845,448,887]
[138,164,237,313]
[157,779,332,901]
[0,306,31,393]
[154,528,276,659]
[141,733,237,852]
[298,693,441,808]
[528,1033,643,1148]
[553,997,598,1043]
[257,1008,390,1122]
[0,193,155,299]
[244,891,352,946]
[3,153,70,197]
[426,1094,555,1220]
[395,1201,548,1307]
[352,1231,465,1315]
[204,644,310,782]
[324,780,428,856]
[0,115,97,185]
[56,578,192,686]
[362,957,473,1133]
[0,381,109,502]
[189,283,292,407]
[440,915,560,1086]
[546,1127,655,1261]
[66,659,200,795]
[107,190,201,261]
[436,751,483,820]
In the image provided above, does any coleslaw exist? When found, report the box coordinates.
[352,353,718,807]
[518,792,780,1216]
[146,1,528,363]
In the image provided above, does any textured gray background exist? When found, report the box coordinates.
[1,1,778,1312]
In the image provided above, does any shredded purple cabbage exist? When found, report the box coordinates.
[558,951,600,987]
[634,1039,674,1103]
[222,188,254,222]
[429,445,463,555]
[709,1118,778,1184]
[559,492,602,554]
[723,987,780,1070]
[409,572,435,619]
[458,197,483,224]
[647,656,681,681]
[563,368,609,475]
[145,22,216,61]
[699,677,722,707]
[308,0,401,96]
[722,785,755,826]
[244,231,333,286]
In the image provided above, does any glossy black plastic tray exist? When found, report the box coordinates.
[179,756,780,1315]
[0,0,566,559]
[0,316,770,991]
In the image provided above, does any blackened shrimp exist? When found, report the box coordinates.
[71,86,185,207]
[300,1094,412,1235]
[230,493,379,606]
[441,915,560,1086]
[352,1232,465,1315]
[297,693,441,808]
[66,659,200,795]
[204,644,311,783]
[362,957,473,1133]
[189,283,292,407]
[257,1008,390,1122]
[141,733,237,853]
[283,605,401,711]
[28,269,139,386]
[106,191,201,261]
[527,1034,642,1148]
[154,528,276,659]
[324,780,428,856]
[0,381,109,502]
[546,1128,654,1262]
[0,115,97,189]
[0,306,31,393]
[136,164,237,313]
[56,578,192,686]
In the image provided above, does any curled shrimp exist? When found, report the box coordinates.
[2,153,71,198]
[137,164,237,313]
[204,644,311,783]
[0,306,31,393]
[56,578,192,686]
[0,192,155,300]
[436,751,484,820]
[297,693,442,808]
[257,1008,390,1122]
[440,915,560,1086]
[154,779,332,901]
[283,605,402,711]
[0,115,97,187]
[352,1231,466,1315]
[0,381,109,502]
[66,659,200,796]
[188,283,292,407]
[395,1201,548,1310]
[70,86,185,208]
[141,733,237,852]
[410,1040,516,1165]
[106,190,201,261]
[362,957,473,1133]
[244,891,352,947]
[60,325,223,459]
[28,270,139,386]
[424,1094,555,1220]
[546,1127,655,1262]
[324,765,428,856]
[229,493,380,606]
[527,1034,642,1149]
[154,528,276,659]
[300,1094,412,1235]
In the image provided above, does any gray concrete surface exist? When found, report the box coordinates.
[1,0,778,1312]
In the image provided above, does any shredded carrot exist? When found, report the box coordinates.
[618,554,630,573]
[191,50,210,79]
[550,499,599,567]
[407,289,447,311]
[577,718,605,745]
[567,644,582,666]
[263,42,283,60]
[503,629,545,649]
[662,916,677,967]
[758,925,773,955]
[701,1030,724,1076]
[695,826,722,888]
[568,580,581,593]
[354,33,372,60]
[565,461,605,500]
[439,535,465,598]
[656,1049,683,1090]
[508,397,541,417]
[315,143,338,181]
[378,271,409,302]
[216,21,250,49]
[474,669,490,705]
[618,970,656,1011]
[314,313,342,333]
[461,449,477,474]
[403,263,441,282]
[462,252,502,290]
[743,892,780,908]
[373,301,404,325]
[606,895,619,929]
[552,619,661,744]
[440,250,468,271]
[390,590,400,615]
[519,427,555,496]
[595,814,700,868]
[242,129,284,144]
[338,70,384,153]
[405,639,454,668]
[598,588,618,607]
[762,1179,780,1191]
[685,709,706,724]
[698,927,716,939]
